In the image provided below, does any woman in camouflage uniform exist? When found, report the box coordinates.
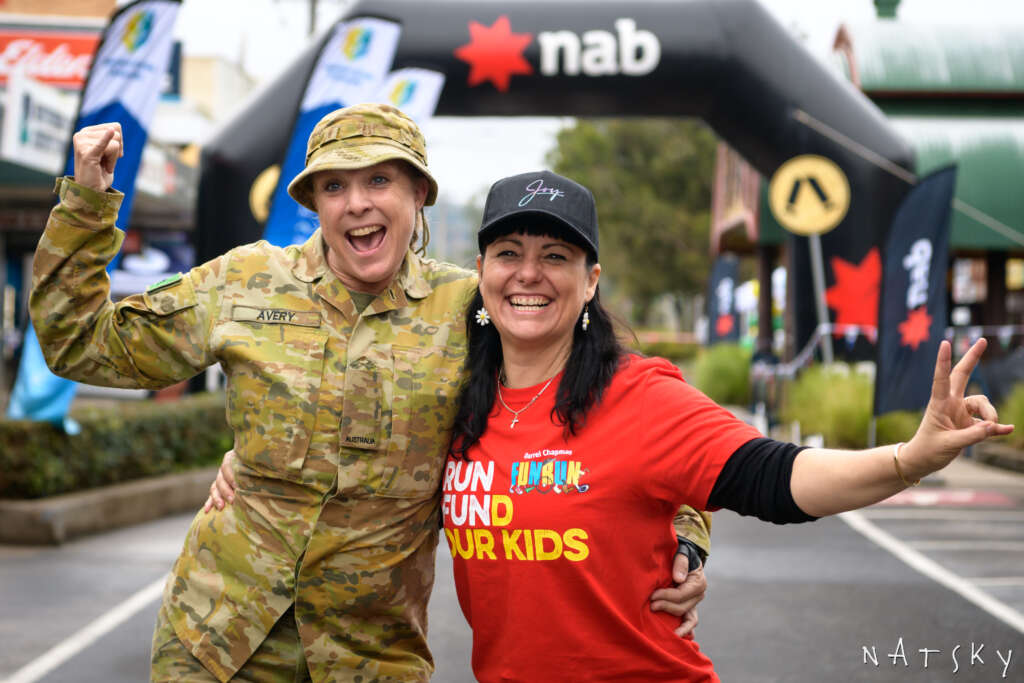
[31,104,710,682]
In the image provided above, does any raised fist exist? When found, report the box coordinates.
[72,122,124,192]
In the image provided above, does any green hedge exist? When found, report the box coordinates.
[0,392,231,499]
[692,344,751,405]
[1000,383,1024,449]
[779,365,921,448]
[632,339,699,363]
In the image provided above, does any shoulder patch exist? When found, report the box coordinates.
[146,273,183,293]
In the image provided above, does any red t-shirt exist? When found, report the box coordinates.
[443,355,763,682]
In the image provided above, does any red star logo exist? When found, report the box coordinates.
[898,306,932,350]
[824,247,881,336]
[454,15,533,92]
[715,314,734,338]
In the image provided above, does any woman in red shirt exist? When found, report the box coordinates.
[443,169,1013,682]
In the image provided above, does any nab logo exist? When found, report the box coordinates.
[121,11,153,53]
[454,15,661,92]
[389,79,417,107]
[343,27,372,60]
[538,19,660,77]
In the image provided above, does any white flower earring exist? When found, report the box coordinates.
[581,305,590,331]
[475,307,491,326]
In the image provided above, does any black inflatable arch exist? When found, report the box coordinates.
[197,0,914,350]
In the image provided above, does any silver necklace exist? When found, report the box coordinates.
[496,375,555,429]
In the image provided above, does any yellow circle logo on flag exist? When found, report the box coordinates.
[122,11,154,53]
[249,165,281,223]
[768,155,850,236]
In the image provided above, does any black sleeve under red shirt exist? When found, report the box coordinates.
[708,437,818,524]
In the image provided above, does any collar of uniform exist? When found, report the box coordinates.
[395,249,432,301]
[305,246,432,321]
[360,251,431,316]
[290,233,431,302]
[291,229,329,283]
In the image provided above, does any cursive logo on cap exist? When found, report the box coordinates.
[519,178,566,206]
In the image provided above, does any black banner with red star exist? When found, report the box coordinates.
[790,166,912,361]
[874,166,957,415]
[707,255,740,345]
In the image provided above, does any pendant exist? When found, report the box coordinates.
[510,415,519,429]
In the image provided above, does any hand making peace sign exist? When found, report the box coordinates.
[899,338,1015,481]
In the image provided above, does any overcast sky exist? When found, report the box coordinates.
[164,0,1024,204]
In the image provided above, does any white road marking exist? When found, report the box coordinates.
[860,508,1024,521]
[968,577,1024,587]
[3,575,167,683]
[840,510,1024,634]
[908,540,1024,551]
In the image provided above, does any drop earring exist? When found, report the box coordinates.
[581,305,590,331]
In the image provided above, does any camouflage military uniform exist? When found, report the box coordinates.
[32,177,476,682]
[675,508,712,560]
[32,175,712,681]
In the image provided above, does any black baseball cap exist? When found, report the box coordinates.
[478,170,599,258]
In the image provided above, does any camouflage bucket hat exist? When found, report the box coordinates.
[287,102,438,211]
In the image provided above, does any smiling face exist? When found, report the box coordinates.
[311,160,428,294]
[478,230,600,359]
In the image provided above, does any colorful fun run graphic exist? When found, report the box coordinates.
[509,452,588,494]
[443,454,591,562]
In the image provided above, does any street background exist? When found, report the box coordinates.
[3,1,1024,681]
[3,455,1022,682]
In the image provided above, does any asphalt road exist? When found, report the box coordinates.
[2,493,1022,682]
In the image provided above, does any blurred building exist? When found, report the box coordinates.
[425,196,478,268]
[710,0,1024,358]
[831,15,1024,354]
[0,1,254,395]
[1,0,115,17]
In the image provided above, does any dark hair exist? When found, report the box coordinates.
[449,224,626,458]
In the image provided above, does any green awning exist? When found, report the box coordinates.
[0,157,196,231]
[0,159,59,203]
[753,118,1024,253]
[889,116,1024,251]
[835,23,1024,96]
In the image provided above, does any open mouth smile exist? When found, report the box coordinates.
[508,295,551,311]
[347,225,387,253]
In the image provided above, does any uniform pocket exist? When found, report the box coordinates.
[338,348,386,452]
[375,345,464,499]
[216,320,327,480]
[143,274,197,315]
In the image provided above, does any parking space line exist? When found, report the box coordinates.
[3,575,167,683]
[840,510,1024,634]
[967,577,1024,587]
[861,509,1024,521]
[908,540,1024,551]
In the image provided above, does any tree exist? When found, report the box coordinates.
[546,118,717,322]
